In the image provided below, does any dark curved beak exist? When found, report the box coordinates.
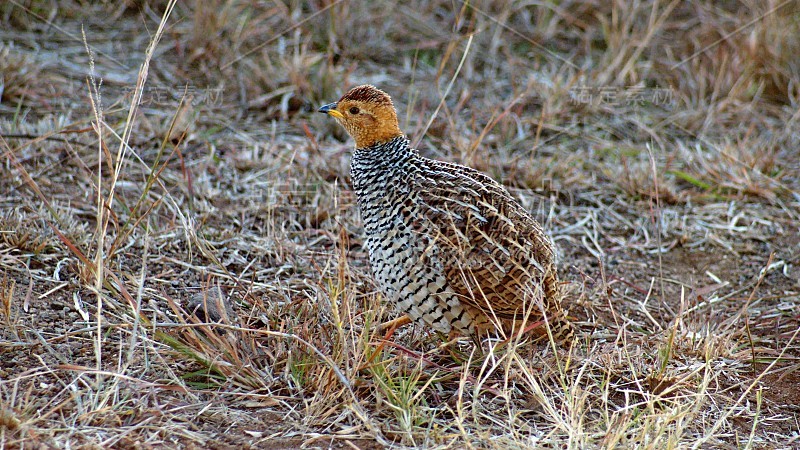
[318,102,337,114]
[318,102,344,119]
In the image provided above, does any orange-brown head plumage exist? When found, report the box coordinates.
[318,85,403,149]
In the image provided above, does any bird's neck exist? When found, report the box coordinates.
[352,136,418,169]
[350,136,420,203]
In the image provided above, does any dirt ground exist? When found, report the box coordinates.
[2,1,800,449]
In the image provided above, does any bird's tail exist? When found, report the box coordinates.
[538,265,575,346]
[537,311,575,346]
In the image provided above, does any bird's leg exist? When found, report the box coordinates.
[361,315,413,370]
[520,318,547,336]
[376,314,412,336]
[492,319,547,351]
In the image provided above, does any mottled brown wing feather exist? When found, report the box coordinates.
[417,160,561,322]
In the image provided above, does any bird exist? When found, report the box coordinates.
[319,85,573,345]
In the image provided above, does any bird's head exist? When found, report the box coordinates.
[318,85,403,149]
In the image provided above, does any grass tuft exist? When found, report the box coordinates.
[1,0,798,447]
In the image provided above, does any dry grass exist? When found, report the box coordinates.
[1,0,799,448]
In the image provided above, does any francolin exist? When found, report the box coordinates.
[319,85,573,345]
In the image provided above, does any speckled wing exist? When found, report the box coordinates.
[415,159,560,322]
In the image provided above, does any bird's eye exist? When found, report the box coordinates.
[349,107,360,115]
